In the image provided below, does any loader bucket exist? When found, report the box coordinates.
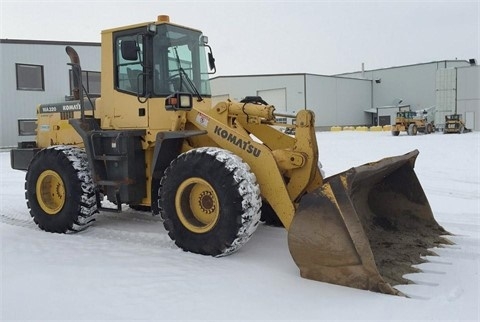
[288,150,450,295]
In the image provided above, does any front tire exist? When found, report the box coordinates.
[159,147,261,257]
[25,146,97,233]
[407,124,418,136]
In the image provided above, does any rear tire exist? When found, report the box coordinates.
[25,146,97,233]
[159,147,261,257]
[391,131,400,136]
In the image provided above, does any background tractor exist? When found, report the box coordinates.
[391,110,435,136]
[10,15,449,295]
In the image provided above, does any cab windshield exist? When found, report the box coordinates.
[153,25,211,97]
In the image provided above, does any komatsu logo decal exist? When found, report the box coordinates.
[213,125,261,157]
[39,102,90,114]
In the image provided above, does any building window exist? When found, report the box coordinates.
[69,70,101,96]
[16,63,45,91]
[17,119,37,136]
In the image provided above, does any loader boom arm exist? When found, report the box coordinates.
[185,100,322,229]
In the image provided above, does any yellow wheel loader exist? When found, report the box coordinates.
[391,111,434,136]
[10,15,450,295]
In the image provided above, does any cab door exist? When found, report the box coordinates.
[113,30,148,128]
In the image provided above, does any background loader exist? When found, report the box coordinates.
[10,15,450,295]
[391,110,435,136]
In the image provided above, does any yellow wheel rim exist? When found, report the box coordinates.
[175,177,219,233]
[36,170,66,215]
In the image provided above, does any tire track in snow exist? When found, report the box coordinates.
[424,184,479,200]
[0,213,37,230]
[80,226,178,251]
[397,230,480,299]
[441,221,480,234]
[0,210,177,251]
[84,211,175,249]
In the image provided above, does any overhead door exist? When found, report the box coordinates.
[257,88,287,112]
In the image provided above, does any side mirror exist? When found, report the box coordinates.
[121,40,139,61]
[201,42,216,74]
[208,51,216,73]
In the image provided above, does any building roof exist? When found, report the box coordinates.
[210,59,475,81]
[0,38,100,47]
[210,72,370,82]
[336,59,473,76]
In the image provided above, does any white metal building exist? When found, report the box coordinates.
[0,39,101,148]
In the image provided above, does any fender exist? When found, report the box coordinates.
[150,130,207,213]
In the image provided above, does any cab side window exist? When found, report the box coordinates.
[116,35,144,94]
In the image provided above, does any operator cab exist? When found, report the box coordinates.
[115,18,215,103]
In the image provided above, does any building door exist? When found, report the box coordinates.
[378,115,391,126]
[257,88,287,112]
[465,111,475,129]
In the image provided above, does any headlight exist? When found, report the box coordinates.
[165,93,193,111]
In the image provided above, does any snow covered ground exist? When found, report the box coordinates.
[1,130,479,321]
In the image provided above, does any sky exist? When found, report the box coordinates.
[0,0,479,76]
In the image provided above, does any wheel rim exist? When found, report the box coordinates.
[36,170,66,215]
[175,177,220,233]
